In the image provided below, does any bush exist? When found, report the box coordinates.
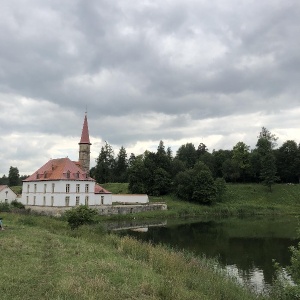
[65,205,98,229]
[11,200,25,209]
[0,202,10,212]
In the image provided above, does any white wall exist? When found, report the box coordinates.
[112,194,149,204]
[21,180,96,207]
[94,193,112,205]
[0,187,17,203]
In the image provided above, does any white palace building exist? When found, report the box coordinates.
[20,114,149,209]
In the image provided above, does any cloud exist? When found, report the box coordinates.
[1,0,300,175]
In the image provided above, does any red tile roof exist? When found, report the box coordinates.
[23,157,95,182]
[79,114,91,144]
[94,183,111,194]
[0,185,8,192]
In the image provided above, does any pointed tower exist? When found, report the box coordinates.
[79,113,91,174]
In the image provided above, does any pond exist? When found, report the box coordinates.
[110,215,300,294]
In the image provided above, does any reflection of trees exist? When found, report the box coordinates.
[119,218,299,286]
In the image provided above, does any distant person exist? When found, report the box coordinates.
[0,217,3,230]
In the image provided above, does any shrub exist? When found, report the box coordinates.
[65,205,98,229]
[0,202,10,212]
[11,200,25,209]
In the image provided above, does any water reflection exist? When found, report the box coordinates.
[112,216,299,293]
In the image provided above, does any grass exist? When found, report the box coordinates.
[101,182,129,194]
[0,213,265,300]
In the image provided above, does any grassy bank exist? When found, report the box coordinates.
[100,183,300,220]
[0,213,265,300]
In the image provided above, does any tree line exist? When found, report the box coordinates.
[89,127,296,203]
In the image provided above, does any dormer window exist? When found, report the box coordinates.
[44,171,47,178]
[66,171,70,179]
[36,173,40,179]
[75,171,80,179]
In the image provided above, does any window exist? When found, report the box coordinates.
[101,196,104,205]
[51,196,54,206]
[43,196,46,206]
[26,196,29,205]
[76,196,80,206]
[85,184,89,193]
[85,196,89,206]
[33,196,36,205]
[52,183,55,193]
[44,184,47,193]
[65,196,70,206]
[67,171,70,179]
[34,184,37,193]
[36,173,40,179]
[76,184,80,193]
[66,184,70,193]
[76,172,80,179]
[27,184,30,193]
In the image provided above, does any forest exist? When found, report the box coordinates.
[89,127,300,203]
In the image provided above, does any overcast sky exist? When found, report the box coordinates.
[1,0,300,176]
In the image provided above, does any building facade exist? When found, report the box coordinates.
[20,114,112,208]
[0,185,17,203]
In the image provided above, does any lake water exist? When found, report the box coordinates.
[110,215,300,294]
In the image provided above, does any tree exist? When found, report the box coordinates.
[212,149,232,178]
[222,159,240,182]
[128,155,146,194]
[8,166,20,186]
[192,170,216,205]
[152,168,171,196]
[276,140,299,183]
[260,152,278,191]
[114,146,128,182]
[94,142,115,183]
[174,161,217,204]
[232,142,250,181]
[174,169,194,201]
[176,143,197,169]
[196,143,208,157]
[258,127,278,149]
[256,137,278,191]
[156,140,171,172]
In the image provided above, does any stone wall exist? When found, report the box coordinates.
[24,202,167,217]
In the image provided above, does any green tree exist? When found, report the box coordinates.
[128,155,146,194]
[222,159,240,182]
[8,166,20,186]
[94,142,115,183]
[276,140,299,183]
[212,149,232,178]
[232,142,250,181]
[174,169,194,201]
[176,143,197,169]
[256,137,278,191]
[114,146,128,182]
[260,152,278,191]
[192,170,216,205]
[153,168,171,196]
[258,126,278,149]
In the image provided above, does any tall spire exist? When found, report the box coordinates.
[79,113,91,145]
[79,113,91,174]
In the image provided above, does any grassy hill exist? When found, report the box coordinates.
[0,213,265,300]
